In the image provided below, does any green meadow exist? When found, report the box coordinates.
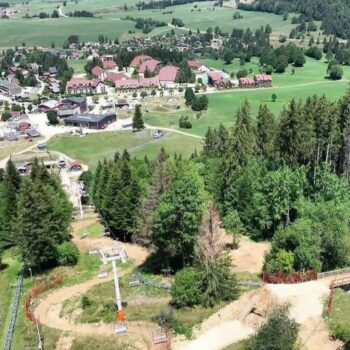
[48,130,203,170]
[0,1,294,48]
[145,57,350,136]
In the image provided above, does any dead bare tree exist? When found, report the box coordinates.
[195,201,225,264]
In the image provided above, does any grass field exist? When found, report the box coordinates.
[48,130,203,170]
[68,59,87,75]
[0,1,294,48]
[145,57,350,136]
[326,288,350,338]
[77,222,104,238]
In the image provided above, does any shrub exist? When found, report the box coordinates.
[329,64,343,80]
[179,116,192,129]
[81,295,91,309]
[57,242,80,266]
[248,305,299,350]
[171,267,199,308]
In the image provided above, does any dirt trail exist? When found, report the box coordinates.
[35,217,155,349]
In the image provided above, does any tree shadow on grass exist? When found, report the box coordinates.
[0,262,9,271]
[139,250,182,276]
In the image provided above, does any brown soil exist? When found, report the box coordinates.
[228,236,271,273]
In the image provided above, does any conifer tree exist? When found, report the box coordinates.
[230,100,257,166]
[257,104,276,160]
[277,99,303,165]
[153,163,204,266]
[15,178,65,269]
[0,160,21,248]
[135,148,172,245]
[132,105,144,130]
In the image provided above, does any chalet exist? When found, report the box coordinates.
[115,76,159,90]
[92,66,106,81]
[0,79,22,96]
[211,38,223,50]
[100,54,114,62]
[58,96,87,117]
[102,60,117,70]
[187,60,208,72]
[62,97,87,112]
[138,59,161,77]
[106,71,128,83]
[159,66,179,87]
[66,78,106,94]
[38,100,59,112]
[208,71,231,89]
[238,77,256,88]
[129,55,152,69]
[254,74,272,87]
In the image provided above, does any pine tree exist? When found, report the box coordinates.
[230,100,257,166]
[15,178,66,269]
[277,99,303,165]
[132,105,144,130]
[153,163,205,266]
[257,104,276,160]
[184,87,195,106]
[0,160,21,249]
[135,148,172,245]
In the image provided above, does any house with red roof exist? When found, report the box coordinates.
[129,55,152,69]
[100,54,114,62]
[139,59,161,77]
[187,60,208,72]
[159,66,180,87]
[238,77,256,88]
[254,74,272,87]
[92,66,106,81]
[208,71,231,89]
[106,72,128,84]
[102,60,117,70]
[66,78,106,94]
[115,76,160,90]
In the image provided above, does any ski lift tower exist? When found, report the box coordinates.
[99,246,128,334]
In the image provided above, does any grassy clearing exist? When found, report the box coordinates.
[0,138,42,161]
[68,59,87,75]
[146,58,350,136]
[71,334,143,350]
[0,1,293,48]
[48,131,203,170]
[325,288,350,343]
[77,222,104,238]
[65,272,170,323]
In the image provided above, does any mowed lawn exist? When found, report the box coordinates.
[48,130,203,170]
[0,1,294,48]
[146,58,350,136]
[0,17,137,48]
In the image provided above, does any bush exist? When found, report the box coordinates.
[179,116,192,129]
[47,110,59,125]
[171,268,199,308]
[329,64,343,80]
[57,242,80,266]
[81,295,91,309]
[248,305,299,350]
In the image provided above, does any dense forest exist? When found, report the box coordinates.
[237,0,350,39]
[89,89,350,276]
[0,160,74,270]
